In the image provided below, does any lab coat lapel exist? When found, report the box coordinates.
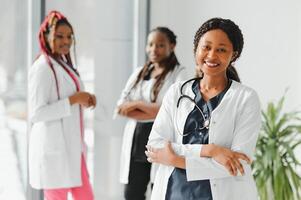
[211,80,237,115]
[59,60,84,90]
[208,80,237,143]
[50,57,77,90]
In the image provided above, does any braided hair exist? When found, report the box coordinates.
[38,10,78,75]
[193,18,243,82]
[132,27,180,102]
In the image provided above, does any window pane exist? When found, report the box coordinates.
[0,0,28,199]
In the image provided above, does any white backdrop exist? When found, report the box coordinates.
[150,0,301,112]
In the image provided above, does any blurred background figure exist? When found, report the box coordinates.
[115,27,186,200]
[28,10,96,200]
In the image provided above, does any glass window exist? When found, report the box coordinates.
[0,0,28,199]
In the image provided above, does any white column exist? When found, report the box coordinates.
[132,0,150,69]
[93,0,134,199]
[26,0,43,199]
[27,0,41,68]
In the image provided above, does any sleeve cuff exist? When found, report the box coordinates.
[184,145,202,157]
[171,143,202,157]
[62,98,72,116]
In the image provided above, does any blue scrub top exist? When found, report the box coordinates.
[165,79,231,200]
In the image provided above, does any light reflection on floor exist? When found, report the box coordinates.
[0,116,26,200]
[0,116,94,200]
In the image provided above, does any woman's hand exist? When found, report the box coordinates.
[204,144,251,176]
[89,94,97,108]
[118,101,141,116]
[145,142,176,166]
[69,91,96,108]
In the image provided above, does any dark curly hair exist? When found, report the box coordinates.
[193,18,244,82]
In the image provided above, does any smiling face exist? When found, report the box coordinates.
[48,24,73,55]
[146,31,175,64]
[195,29,236,78]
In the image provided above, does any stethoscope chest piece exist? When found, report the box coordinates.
[204,119,210,129]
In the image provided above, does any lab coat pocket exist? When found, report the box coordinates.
[234,174,247,182]
[42,120,65,153]
[41,152,67,183]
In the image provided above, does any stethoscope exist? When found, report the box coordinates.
[175,77,210,137]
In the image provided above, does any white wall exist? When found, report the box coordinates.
[93,1,134,199]
[150,0,301,111]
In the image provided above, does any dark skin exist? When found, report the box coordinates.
[69,92,96,108]
[118,100,160,120]
[146,142,251,176]
[47,23,97,109]
[118,31,175,121]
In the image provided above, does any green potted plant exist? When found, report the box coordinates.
[252,95,301,200]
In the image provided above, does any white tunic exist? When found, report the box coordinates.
[148,80,261,200]
[116,65,187,184]
[28,55,85,189]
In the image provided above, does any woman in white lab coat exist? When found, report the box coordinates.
[146,18,261,200]
[115,27,187,200]
[28,11,96,200]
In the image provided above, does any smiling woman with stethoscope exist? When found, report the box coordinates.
[146,18,261,200]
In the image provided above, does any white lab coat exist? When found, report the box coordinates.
[28,55,85,189]
[116,65,187,184]
[148,80,261,200]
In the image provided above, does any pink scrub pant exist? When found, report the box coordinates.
[44,155,94,200]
